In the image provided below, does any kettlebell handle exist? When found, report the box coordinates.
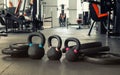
[48,35,62,50]
[28,32,46,47]
[64,37,81,52]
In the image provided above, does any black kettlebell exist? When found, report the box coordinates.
[64,38,81,62]
[47,35,62,60]
[28,32,45,59]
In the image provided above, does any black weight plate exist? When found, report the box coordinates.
[85,53,120,65]
[2,48,28,57]
[9,42,29,50]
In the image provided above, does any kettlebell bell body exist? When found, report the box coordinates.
[47,35,62,60]
[28,32,45,59]
[64,38,81,62]
[28,44,45,59]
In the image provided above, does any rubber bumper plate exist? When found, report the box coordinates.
[84,53,120,65]
[9,42,28,50]
[2,47,28,57]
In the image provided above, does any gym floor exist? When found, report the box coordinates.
[0,27,120,75]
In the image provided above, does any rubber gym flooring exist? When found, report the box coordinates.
[0,27,120,75]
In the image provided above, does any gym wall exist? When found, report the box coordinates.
[69,0,77,24]
[43,0,78,27]
[43,0,58,27]
[0,0,4,9]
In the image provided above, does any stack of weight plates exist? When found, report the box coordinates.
[2,43,29,57]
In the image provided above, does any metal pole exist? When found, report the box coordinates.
[51,9,53,28]
[38,0,41,21]
[100,0,107,34]
[6,0,7,8]
[22,0,26,15]
[32,0,37,32]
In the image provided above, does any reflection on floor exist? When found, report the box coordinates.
[0,27,120,75]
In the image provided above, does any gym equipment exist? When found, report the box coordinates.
[62,42,102,53]
[85,53,120,65]
[9,42,28,51]
[64,38,81,62]
[83,12,89,25]
[63,41,109,56]
[14,0,22,15]
[81,46,110,55]
[2,0,44,33]
[100,0,118,37]
[82,1,90,25]
[28,32,45,59]
[2,47,28,57]
[5,13,31,32]
[2,43,28,57]
[59,4,66,27]
[88,2,108,36]
[0,31,8,37]
[0,16,8,34]
[76,14,83,29]
[3,0,31,33]
[47,35,62,60]
[32,0,44,32]
[89,0,117,36]
[112,0,120,35]
[104,0,114,11]
[43,16,53,28]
